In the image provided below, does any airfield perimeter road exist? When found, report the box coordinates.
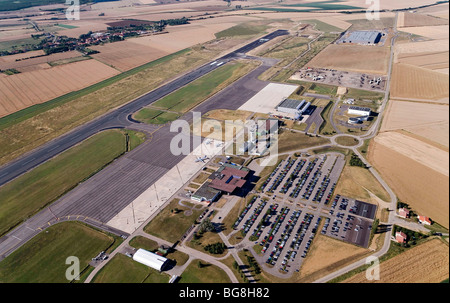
[0,31,287,260]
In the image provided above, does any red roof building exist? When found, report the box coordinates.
[398,207,410,218]
[418,215,432,225]
[208,166,249,194]
[395,231,407,243]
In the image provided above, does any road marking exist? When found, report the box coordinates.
[21,158,36,167]
[47,145,60,152]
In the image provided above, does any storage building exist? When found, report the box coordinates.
[348,106,371,116]
[132,248,169,271]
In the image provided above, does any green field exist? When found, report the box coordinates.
[152,61,255,114]
[284,1,362,10]
[129,235,190,266]
[92,253,170,283]
[0,36,44,52]
[301,19,343,33]
[134,108,181,125]
[0,222,115,283]
[180,260,232,283]
[56,24,79,29]
[0,130,138,237]
[215,23,268,39]
[144,199,205,244]
[277,130,330,154]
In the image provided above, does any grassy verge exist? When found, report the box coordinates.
[144,199,204,244]
[0,221,115,283]
[215,22,268,39]
[277,129,330,154]
[0,130,137,237]
[92,253,170,283]
[152,60,258,113]
[180,260,231,283]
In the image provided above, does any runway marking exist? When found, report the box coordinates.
[25,226,35,232]
[21,158,36,167]
[11,235,21,241]
[47,145,60,152]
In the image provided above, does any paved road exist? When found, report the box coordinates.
[313,13,401,283]
[0,31,289,260]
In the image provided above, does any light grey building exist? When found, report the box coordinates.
[342,31,382,45]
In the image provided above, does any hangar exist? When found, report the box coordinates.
[276,98,312,119]
[132,248,169,272]
[348,106,371,116]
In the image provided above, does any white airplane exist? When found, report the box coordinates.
[195,156,209,163]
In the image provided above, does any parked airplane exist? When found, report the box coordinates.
[195,156,209,163]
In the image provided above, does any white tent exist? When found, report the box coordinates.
[132,248,168,271]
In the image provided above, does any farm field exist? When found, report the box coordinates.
[90,40,170,72]
[397,51,449,74]
[374,131,448,177]
[342,239,449,283]
[0,59,120,118]
[305,44,390,75]
[0,221,114,283]
[398,11,449,27]
[389,63,449,102]
[0,130,130,237]
[368,139,449,229]
[381,100,449,148]
[0,50,83,72]
[400,25,449,40]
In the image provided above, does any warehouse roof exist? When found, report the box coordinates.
[349,106,371,112]
[343,31,382,44]
[192,182,221,202]
[132,248,169,271]
[277,98,303,109]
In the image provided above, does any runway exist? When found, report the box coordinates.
[0,30,288,259]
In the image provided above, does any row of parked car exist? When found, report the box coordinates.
[242,200,267,235]
[266,158,296,193]
[279,159,306,194]
[233,196,258,229]
[266,209,301,267]
[260,161,284,192]
[289,159,319,199]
